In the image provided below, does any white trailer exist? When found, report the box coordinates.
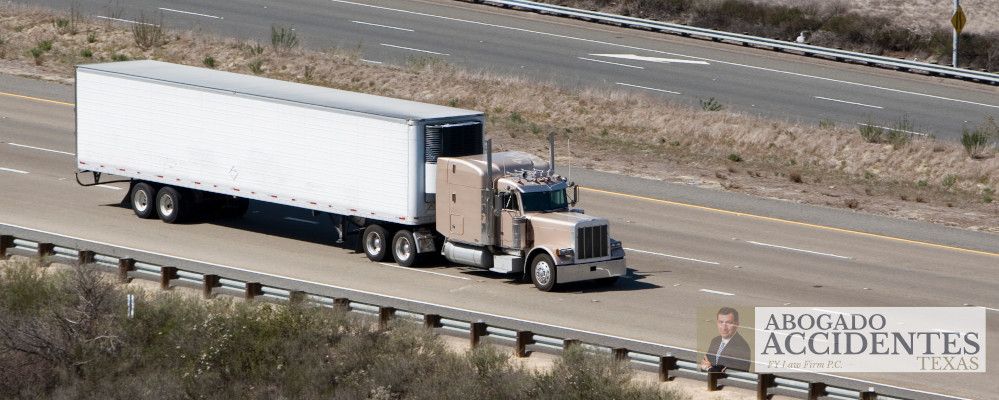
[76,60,483,226]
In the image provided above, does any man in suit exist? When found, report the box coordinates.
[699,307,752,372]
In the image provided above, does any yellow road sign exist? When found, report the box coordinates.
[952,5,967,34]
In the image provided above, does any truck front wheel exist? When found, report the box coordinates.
[130,182,157,219]
[156,186,189,224]
[362,224,391,262]
[392,230,418,267]
[530,253,557,292]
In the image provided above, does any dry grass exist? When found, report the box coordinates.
[760,0,999,35]
[0,3,995,231]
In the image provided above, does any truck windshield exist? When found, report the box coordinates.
[521,190,568,212]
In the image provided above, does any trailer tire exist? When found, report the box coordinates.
[530,253,557,292]
[130,182,157,219]
[156,186,189,224]
[362,224,392,262]
[392,230,418,267]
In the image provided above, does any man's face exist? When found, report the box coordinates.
[716,313,738,339]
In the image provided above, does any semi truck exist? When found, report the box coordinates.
[74,60,626,291]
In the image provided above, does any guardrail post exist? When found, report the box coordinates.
[289,290,306,304]
[37,242,55,258]
[612,348,629,361]
[159,266,178,290]
[756,373,775,400]
[423,314,442,329]
[707,371,725,391]
[245,282,263,300]
[515,331,535,357]
[859,389,877,400]
[77,250,95,265]
[203,274,220,298]
[470,321,488,348]
[378,307,395,329]
[806,382,827,400]
[659,356,677,381]
[332,298,349,312]
[0,235,12,259]
[562,339,581,351]
[117,258,135,283]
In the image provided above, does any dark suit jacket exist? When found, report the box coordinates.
[705,332,752,372]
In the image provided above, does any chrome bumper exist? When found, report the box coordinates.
[556,257,627,284]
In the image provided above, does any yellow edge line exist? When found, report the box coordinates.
[582,187,999,258]
[3,91,995,257]
[0,91,74,107]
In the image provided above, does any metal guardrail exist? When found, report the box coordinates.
[467,0,999,85]
[0,223,957,400]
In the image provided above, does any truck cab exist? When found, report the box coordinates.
[436,151,627,291]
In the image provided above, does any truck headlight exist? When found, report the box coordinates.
[610,239,623,250]
[557,248,574,257]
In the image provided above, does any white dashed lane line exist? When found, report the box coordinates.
[7,142,74,155]
[577,57,643,69]
[744,240,852,260]
[380,43,449,56]
[814,96,883,109]
[615,82,681,95]
[624,247,720,265]
[699,288,735,296]
[158,7,223,19]
[0,167,29,174]
[352,20,413,31]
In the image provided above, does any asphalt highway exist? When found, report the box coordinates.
[16,0,999,141]
[1,76,997,397]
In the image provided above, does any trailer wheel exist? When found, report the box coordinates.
[530,253,557,292]
[392,230,418,267]
[156,186,188,224]
[130,182,157,219]
[362,224,391,262]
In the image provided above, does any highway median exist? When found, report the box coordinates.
[0,3,995,232]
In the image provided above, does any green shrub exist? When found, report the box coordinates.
[36,39,53,52]
[110,53,129,62]
[961,116,998,159]
[700,97,723,111]
[727,153,742,162]
[202,55,216,68]
[131,13,164,50]
[248,59,263,74]
[87,31,97,43]
[270,24,299,52]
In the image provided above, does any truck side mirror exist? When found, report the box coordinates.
[569,183,578,207]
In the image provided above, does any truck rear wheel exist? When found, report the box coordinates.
[362,224,391,262]
[130,182,157,219]
[530,253,557,292]
[156,186,189,224]
[392,230,418,267]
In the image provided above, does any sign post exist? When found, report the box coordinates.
[951,0,967,67]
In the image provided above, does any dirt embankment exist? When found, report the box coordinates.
[1,4,996,231]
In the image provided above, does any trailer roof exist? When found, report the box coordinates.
[77,60,483,121]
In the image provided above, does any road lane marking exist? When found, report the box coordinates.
[327,0,999,111]
[0,167,29,174]
[814,96,883,109]
[0,220,971,400]
[96,184,123,190]
[745,240,852,259]
[158,7,223,19]
[7,142,75,155]
[95,16,158,26]
[380,43,449,55]
[352,20,413,31]
[379,262,471,280]
[856,123,929,136]
[699,288,734,296]
[0,91,74,106]
[284,217,319,224]
[590,53,709,65]
[581,187,998,258]
[615,82,680,95]
[624,247,719,265]
[361,59,383,64]
[577,57,644,69]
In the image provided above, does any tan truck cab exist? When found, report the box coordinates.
[436,146,627,291]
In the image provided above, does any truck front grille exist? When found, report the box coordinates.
[576,225,608,260]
